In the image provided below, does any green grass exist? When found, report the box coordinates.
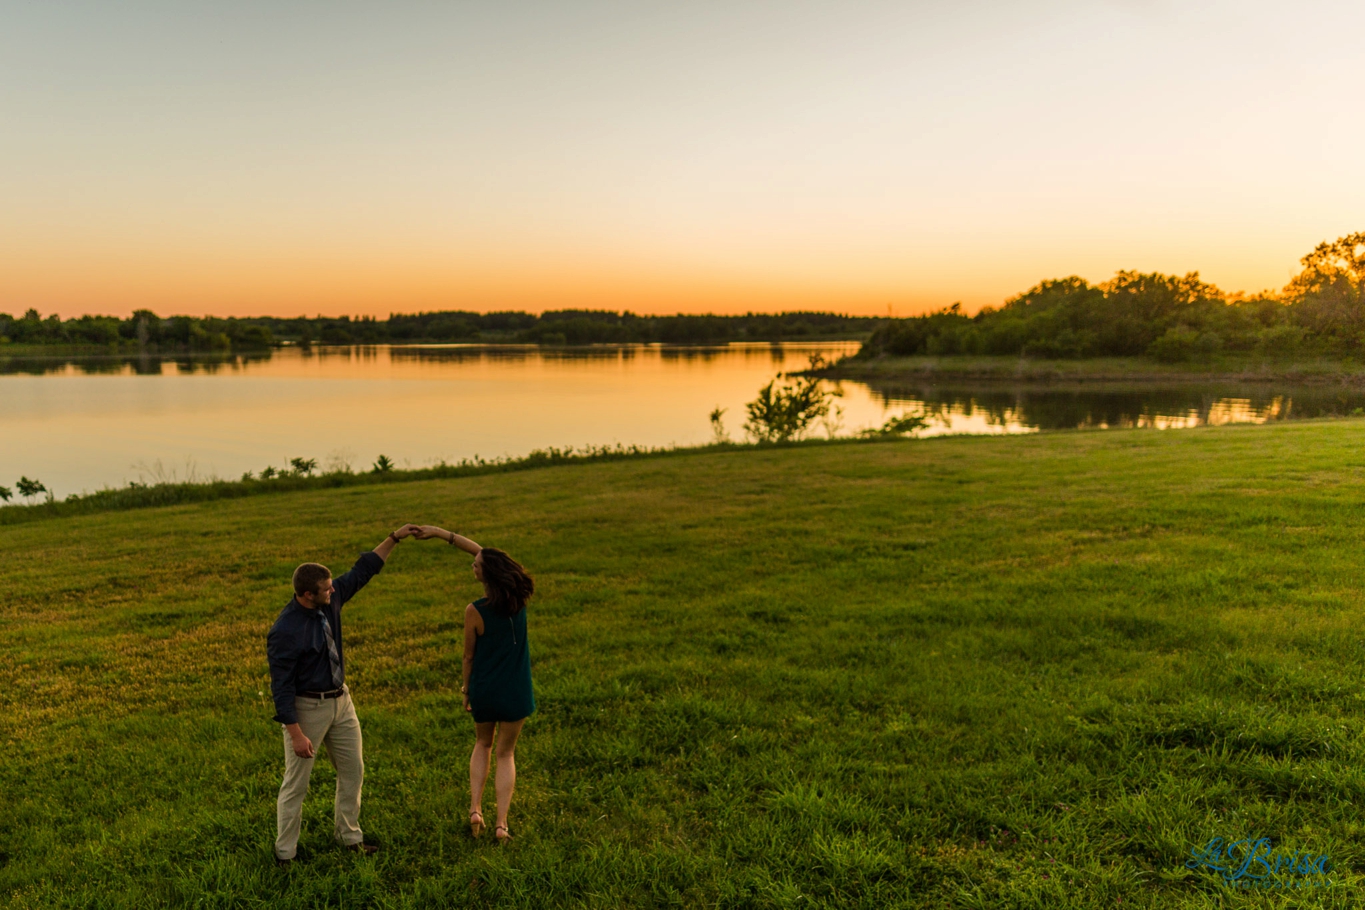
[822,353,1365,383]
[4,422,1365,907]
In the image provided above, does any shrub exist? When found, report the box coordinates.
[1148,327,1223,363]
[743,376,833,443]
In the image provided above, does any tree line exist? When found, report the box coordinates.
[0,308,879,351]
[857,232,1365,362]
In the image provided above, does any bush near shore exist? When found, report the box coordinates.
[3,423,1365,906]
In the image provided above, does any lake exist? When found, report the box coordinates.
[4,343,1364,499]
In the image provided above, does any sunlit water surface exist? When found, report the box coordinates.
[4,343,1363,498]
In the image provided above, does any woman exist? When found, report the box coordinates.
[415,524,535,845]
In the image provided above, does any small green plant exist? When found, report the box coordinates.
[372,455,395,474]
[708,407,730,444]
[743,375,834,443]
[289,458,317,477]
[15,476,46,503]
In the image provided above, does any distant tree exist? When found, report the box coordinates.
[0,485,10,502]
[228,322,273,350]
[16,476,46,503]
[1285,232,1365,345]
[130,309,162,347]
[1092,271,1224,356]
[1289,232,1365,296]
[371,455,394,473]
[290,458,318,476]
[260,466,277,479]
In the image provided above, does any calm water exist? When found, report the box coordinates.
[2,343,867,496]
[4,343,1365,498]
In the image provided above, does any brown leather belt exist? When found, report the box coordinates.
[299,687,346,700]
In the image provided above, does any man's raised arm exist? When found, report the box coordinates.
[373,524,420,562]
[332,524,420,604]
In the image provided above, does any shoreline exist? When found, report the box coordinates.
[0,436,902,527]
[813,355,1365,385]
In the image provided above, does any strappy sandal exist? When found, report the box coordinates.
[494,824,511,846]
[469,810,485,838]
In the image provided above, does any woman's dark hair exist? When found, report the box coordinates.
[480,547,534,616]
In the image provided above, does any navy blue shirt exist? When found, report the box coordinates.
[266,552,384,725]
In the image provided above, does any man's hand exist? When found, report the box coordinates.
[392,523,421,540]
[287,725,315,759]
[376,524,422,559]
[413,525,448,540]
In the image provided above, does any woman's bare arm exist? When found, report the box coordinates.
[415,525,481,555]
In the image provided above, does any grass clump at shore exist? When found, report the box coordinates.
[4,422,1365,907]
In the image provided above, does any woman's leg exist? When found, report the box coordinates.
[493,718,527,832]
[470,721,496,815]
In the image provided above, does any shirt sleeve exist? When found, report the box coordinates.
[332,551,385,608]
[267,623,302,725]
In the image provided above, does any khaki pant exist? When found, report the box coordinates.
[275,689,364,860]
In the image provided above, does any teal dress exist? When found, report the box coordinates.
[467,597,536,723]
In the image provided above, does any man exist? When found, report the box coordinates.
[266,524,418,866]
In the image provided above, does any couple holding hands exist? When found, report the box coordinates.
[266,523,535,865]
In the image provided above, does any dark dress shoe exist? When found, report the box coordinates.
[346,843,379,856]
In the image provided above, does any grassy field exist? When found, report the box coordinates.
[4,422,1365,907]
[820,353,1365,384]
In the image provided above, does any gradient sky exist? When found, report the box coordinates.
[2,1,1362,319]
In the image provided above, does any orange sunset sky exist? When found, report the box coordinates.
[2,1,1362,320]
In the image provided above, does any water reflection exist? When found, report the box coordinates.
[0,342,812,376]
[0,351,273,376]
[388,341,798,365]
[862,380,1365,432]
